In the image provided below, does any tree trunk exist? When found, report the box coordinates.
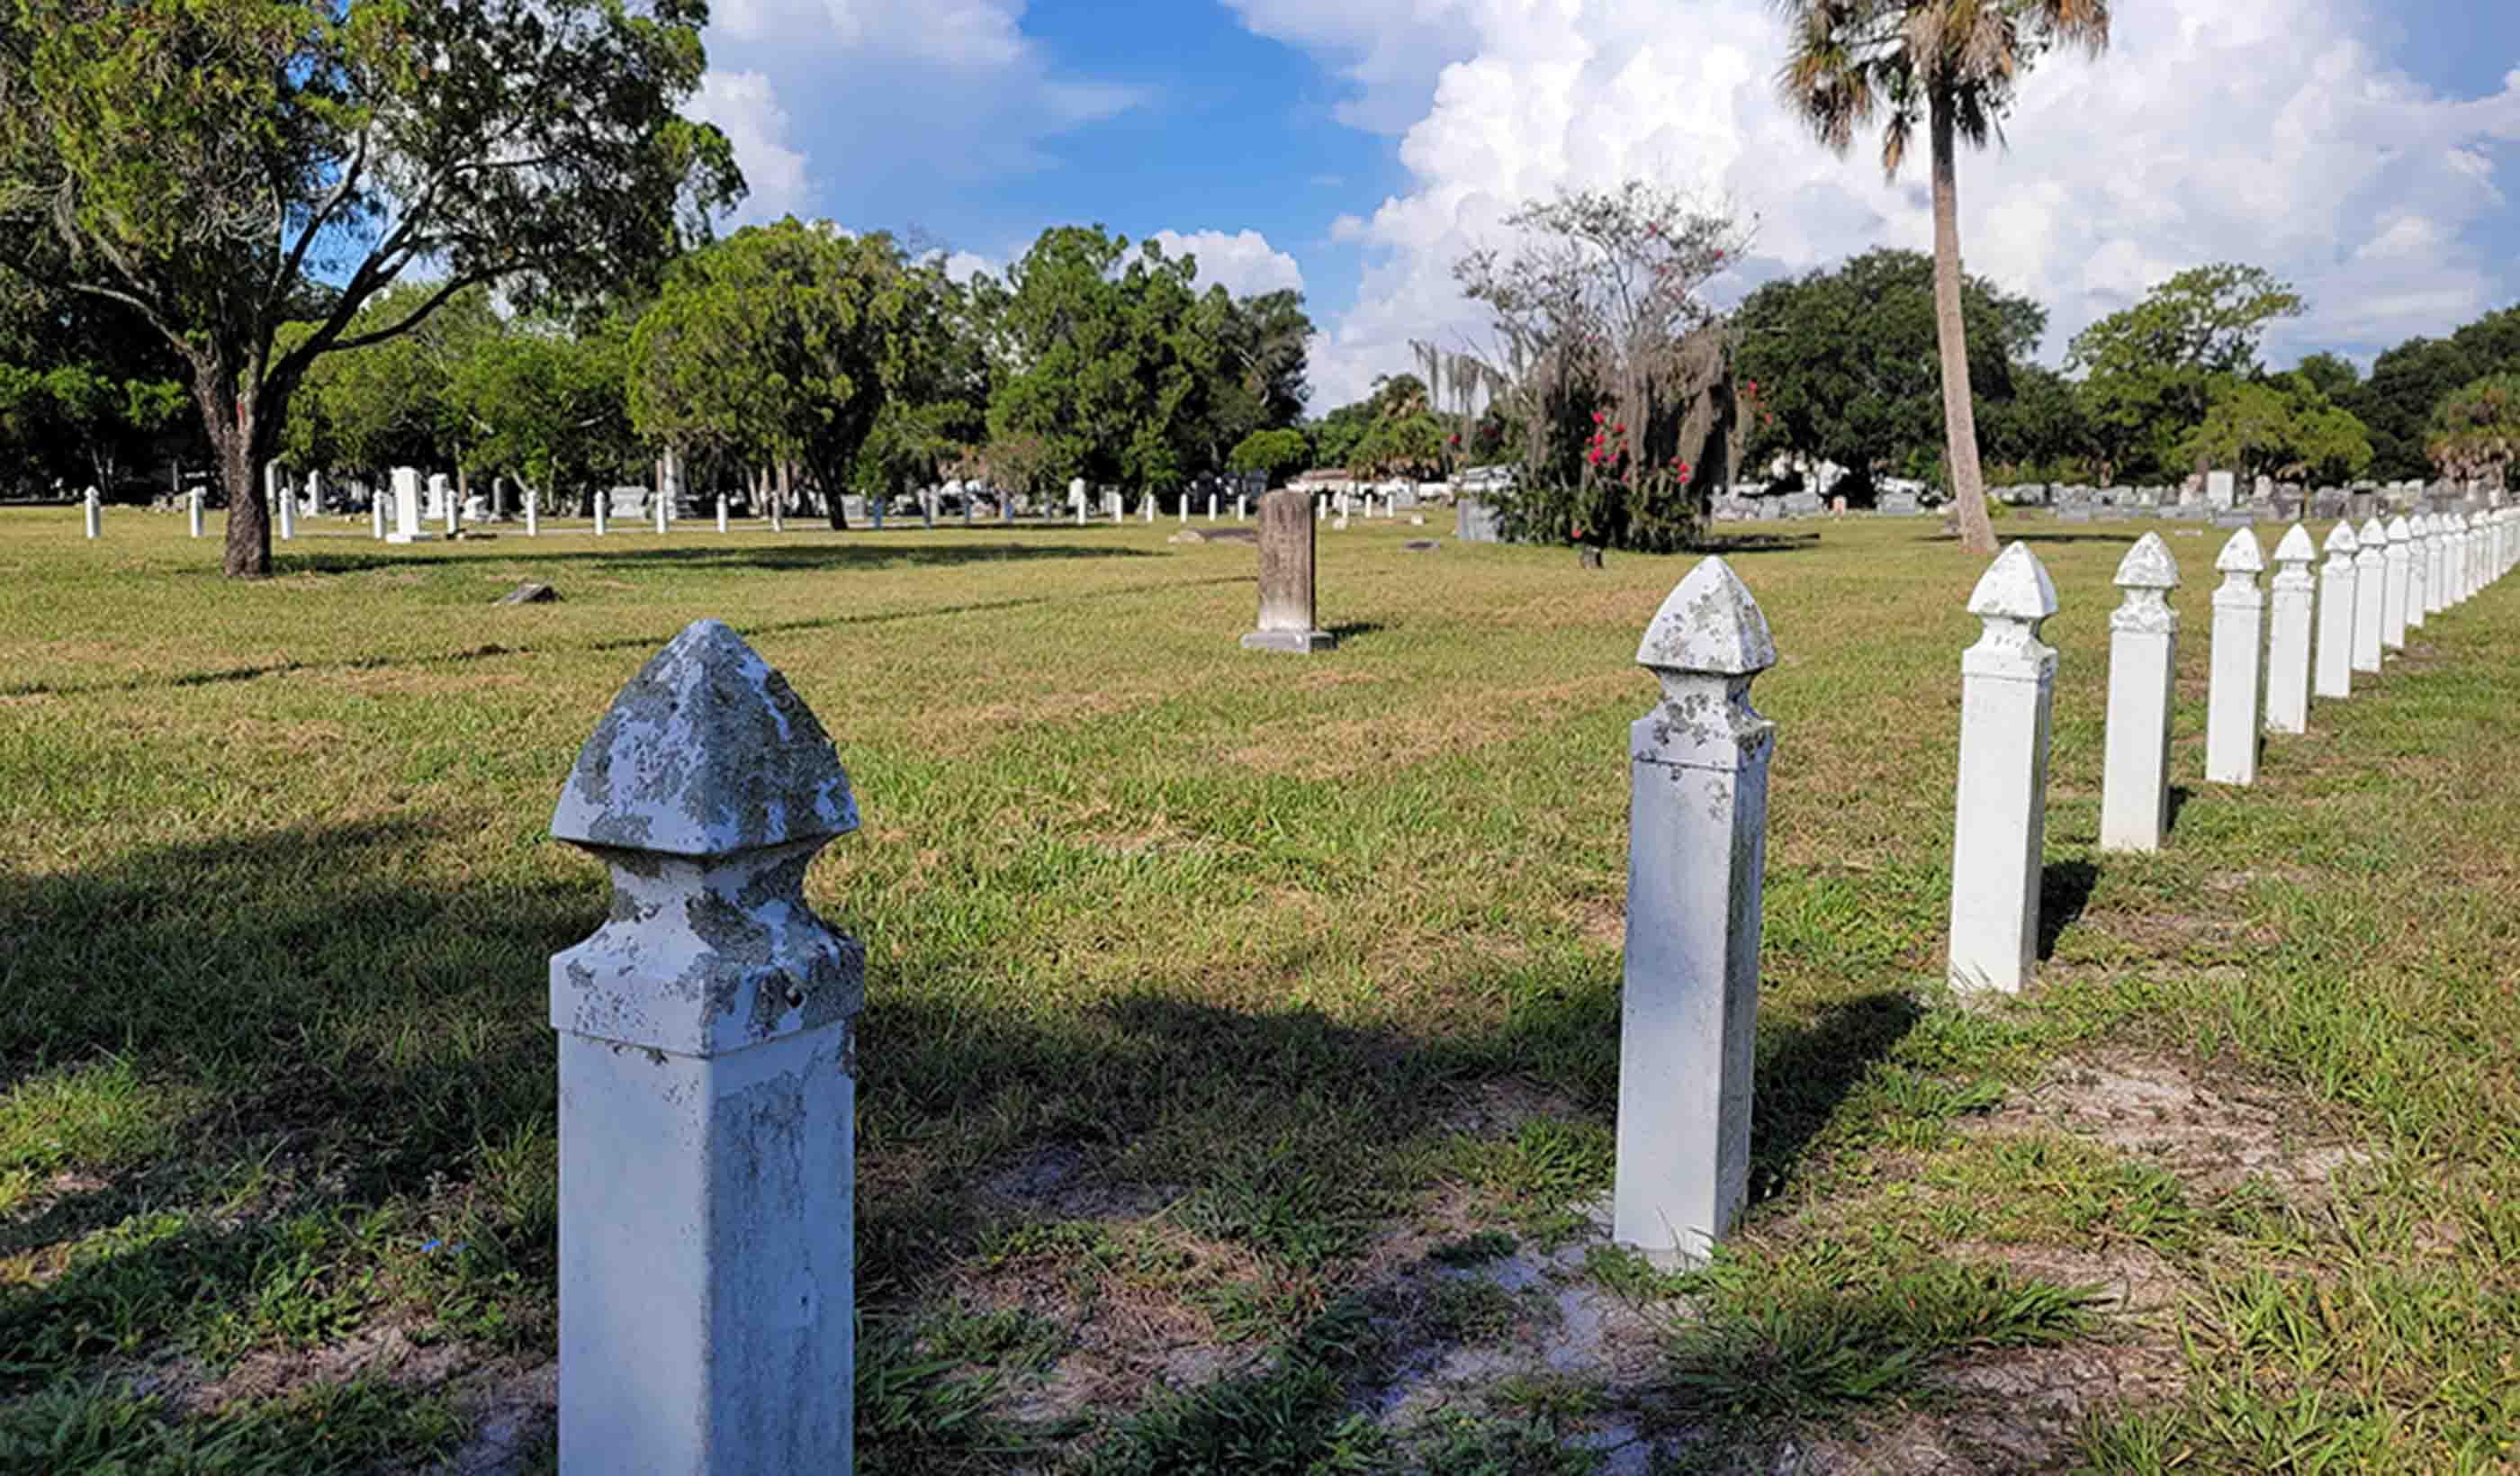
[1930,96,1997,557]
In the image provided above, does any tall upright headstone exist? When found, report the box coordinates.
[2264,524,2316,736]
[2315,521,2357,699]
[306,468,325,517]
[1240,488,1336,654]
[276,479,296,541]
[2101,534,2179,853]
[2354,517,2388,672]
[1614,558,1774,1265]
[189,488,204,539]
[2206,470,2237,509]
[82,486,100,539]
[549,620,863,1476]
[1948,544,2058,994]
[386,467,435,544]
[525,493,540,537]
[2206,528,2266,785]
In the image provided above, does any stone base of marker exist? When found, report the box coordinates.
[1239,629,1337,654]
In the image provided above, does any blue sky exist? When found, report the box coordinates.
[692,0,2520,409]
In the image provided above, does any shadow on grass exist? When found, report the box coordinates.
[1687,532,1830,554]
[0,575,1256,698]
[2038,860,2102,960]
[2166,785,2194,838]
[1750,993,1924,1199]
[277,538,1163,580]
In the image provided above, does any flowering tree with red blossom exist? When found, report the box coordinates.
[1452,181,1754,551]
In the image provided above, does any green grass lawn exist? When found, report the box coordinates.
[1,505,2515,1473]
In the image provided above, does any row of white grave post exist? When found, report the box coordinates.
[538,514,2515,1472]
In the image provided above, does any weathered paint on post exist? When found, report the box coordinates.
[2265,524,2316,736]
[2381,515,2413,652]
[2206,528,2266,786]
[1948,543,2059,994]
[2354,517,2387,672]
[2315,521,2357,700]
[2101,535,2179,853]
[550,620,864,1476]
[1615,557,1775,1267]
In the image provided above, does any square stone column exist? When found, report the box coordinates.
[2264,524,2317,735]
[1241,487,1336,653]
[387,467,436,544]
[2101,534,2178,852]
[2315,521,2358,699]
[1948,544,2058,994]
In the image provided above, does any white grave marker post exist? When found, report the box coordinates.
[525,493,539,537]
[2265,524,2316,736]
[593,494,608,537]
[1614,557,1775,1267]
[2354,518,2388,672]
[276,481,296,541]
[82,487,100,539]
[2101,534,2180,853]
[1138,490,1150,524]
[2381,515,2414,652]
[2406,516,2430,629]
[2205,528,2266,785]
[188,488,204,539]
[549,619,864,1476]
[716,495,729,534]
[1948,543,2060,994]
[2457,512,2477,601]
[654,490,670,536]
[2424,515,2447,616]
[2315,521,2358,699]
[372,492,387,540]
[1177,492,1187,526]
[1208,493,1218,522]
[1237,494,1248,521]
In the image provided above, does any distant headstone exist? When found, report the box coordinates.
[387,466,435,544]
[495,581,560,605]
[1456,496,1501,544]
[1241,488,1336,654]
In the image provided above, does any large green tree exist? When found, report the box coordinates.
[446,315,641,516]
[0,0,739,577]
[1734,248,2045,490]
[0,275,185,497]
[629,220,934,529]
[2350,308,2520,480]
[2426,374,2520,489]
[1773,0,2110,555]
[284,283,503,485]
[2178,373,2372,485]
[2066,263,2305,481]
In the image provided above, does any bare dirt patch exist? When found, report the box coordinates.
[1968,1050,2369,1197]
[1765,1342,2182,1474]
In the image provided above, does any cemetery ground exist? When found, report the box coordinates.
[1,508,2515,1475]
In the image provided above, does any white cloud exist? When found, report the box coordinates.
[1246,0,2520,410]
[688,70,811,224]
[701,0,1141,204]
[1148,230,1307,298]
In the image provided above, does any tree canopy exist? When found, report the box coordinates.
[2068,264,2307,481]
[0,0,740,575]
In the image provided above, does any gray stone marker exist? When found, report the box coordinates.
[1614,558,1775,1267]
[1241,487,1336,654]
[2101,534,2179,853]
[1948,544,2059,994]
[2315,521,2357,700]
[2205,528,2266,786]
[2265,524,2317,736]
[549,620,864,1476]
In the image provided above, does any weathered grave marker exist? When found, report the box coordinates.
[2382,515,2413,652]
[2265,524,2316,735]
[1948,543,2058,994]
[2316,521,2357,699]
[2206,528,2266,785]
[549,620,864,1476]
[388,467,434,544]
[188,488,204,539]
[1615,557,1774,1267]
[1240,487,1336,654]
[2354,517,2387,672]
[82,486,100,539]
[2407,515,2431,628]
[2101,534,2178,853]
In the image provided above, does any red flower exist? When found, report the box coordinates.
[1592,410,1605,424]
[1613,423,1626,435]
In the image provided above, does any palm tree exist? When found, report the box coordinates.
[1772,0,2110,555]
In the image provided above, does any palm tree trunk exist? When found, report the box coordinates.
[1930,95,1997,556]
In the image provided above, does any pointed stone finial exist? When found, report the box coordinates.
[2214,527,2265,575]
[2113,532,2180,590]
[1968,542,2059,621]
[2387,514,2414,543]
[2324,520,2358,556]
[1637,556,1777,676]
[2360,516,2389,547]
[553,618,857,859]
[2272,523,2318,566]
